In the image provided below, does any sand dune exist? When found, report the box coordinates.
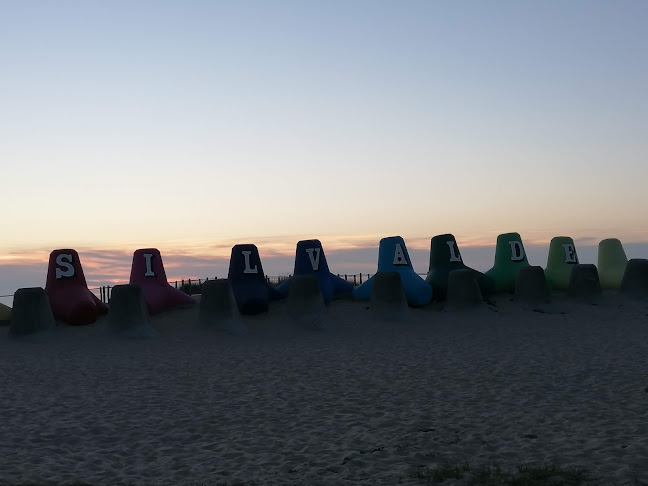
[0,292,647,485]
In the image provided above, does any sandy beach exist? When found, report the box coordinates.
[0,292,647,485]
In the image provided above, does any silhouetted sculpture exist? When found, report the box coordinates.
[370,271,413,321]
[0,302,11,323]
[287,274,330,330]
[445,269,484,311]
[567,264,602,302]
[107,284,158,338]
[10,287,55,336]
[199,279,247,335]
[514,266,551,305]
[620,259,648,299]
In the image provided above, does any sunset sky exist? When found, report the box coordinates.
[1,1,647,300]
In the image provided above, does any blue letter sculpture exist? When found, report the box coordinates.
[277,239,353,304]
[228,244,283,315]
[353,236,432,306]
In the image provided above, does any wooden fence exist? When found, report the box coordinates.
[4,273,427,306]
[93,273,374,304]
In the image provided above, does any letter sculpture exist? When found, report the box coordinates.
[426,234,493,299]
[545,236,579,291]
[45,249,108,325]
[277,239,353,303]
[353,236,432,306]
[485,232,530,292]
[228,244,283,315]
[129,248,196,314]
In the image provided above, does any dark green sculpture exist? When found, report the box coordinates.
[485,232,530,293]
[425,234,493,300]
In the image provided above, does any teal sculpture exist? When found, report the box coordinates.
[353,236,432,306]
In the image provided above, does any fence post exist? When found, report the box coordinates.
[353,274,357,285]
[360,273,363,284]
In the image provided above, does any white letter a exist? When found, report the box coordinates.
[393,243,408,266]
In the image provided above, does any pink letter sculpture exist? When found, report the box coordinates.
[129,248,196,314]
[45,249,108,325]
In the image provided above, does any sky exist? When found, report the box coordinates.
[1,1,647,300]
